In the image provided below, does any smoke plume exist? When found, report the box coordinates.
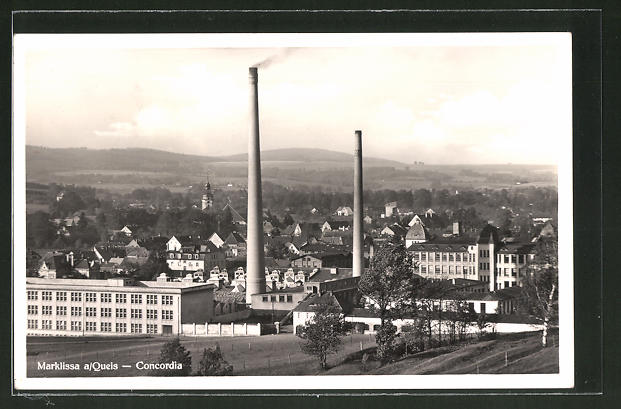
[252,48,297,69]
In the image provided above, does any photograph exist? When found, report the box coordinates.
[12,32,573,391]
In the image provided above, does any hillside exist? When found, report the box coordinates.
[325,331,559,375]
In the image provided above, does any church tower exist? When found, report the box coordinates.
[201,181,213,211]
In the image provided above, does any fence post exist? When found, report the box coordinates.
[231,322,234,337]
[505,351,508,367]
[248,342,251,351]
[360,341,363,351]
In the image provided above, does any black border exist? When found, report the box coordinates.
[3,2,613,407]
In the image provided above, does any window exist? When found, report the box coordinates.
[116,322,127,333]
[270,295,277,302]
[463,266,468,274]
[518,254,525,264]
[71,292,82,302]
[449,254,454,262]
[56,320,66,330]
[85,322,97,332]
[146,309,158,319]
[511,268,516,277]
[504,268,509,276]
[27,319,38,329]
[162,310,173,320]
[262,296,268,302]
[131,323,142,333]
[449,266,453,274]
[101,293,112,303]
[146,324,158,334]
[101,322,112,332]
[85,292,97,303]
[278,295,284,302]
[86,307,97,317]
[42,291,52,301]
[27,291,38,300]
[27,305,38,315]
[131,309,142,319]
[71,306,82,316]
[162,295,173,305]
[56,306,67,316]
[504,255,510,263]
[421,253,427,261]
[71,321,82,331]
[412,253,420,261]
[147,295,158,305]
[42,306,53,315]
[435,266,441,274]
[442,253,447,262]
[131,294,142,304]
[56,291,67,301]
[287,295,293,302]
[116,308,127,318]
[101,307,112,318]
[420,265,427,274]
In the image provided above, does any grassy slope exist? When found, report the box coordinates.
[325,331,558,375]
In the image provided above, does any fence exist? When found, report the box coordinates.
[181,322,262,337]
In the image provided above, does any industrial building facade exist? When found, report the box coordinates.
[25,276,215,337]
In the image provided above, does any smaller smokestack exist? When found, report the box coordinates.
[353,130,364,278]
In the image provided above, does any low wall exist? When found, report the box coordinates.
[344,316,543,335]
[180,322,262,337]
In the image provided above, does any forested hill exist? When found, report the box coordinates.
[26,146,406,177]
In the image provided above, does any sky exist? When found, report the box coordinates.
[18,33,572,165]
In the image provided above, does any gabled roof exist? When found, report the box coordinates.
[405,221,429,241]
[223,203,246,223]
[293,292,343,313]
[225,231,246,245]
[497,242,536,254]
[477,224,500,245]
[74,259,90,269]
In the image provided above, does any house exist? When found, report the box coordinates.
[321,220,351,232]
[224,231,247,258]
[37,252,71,279]
[208,232,225,248]
[405,220,430,247]
[363,215,373,224]
[73,259,91,278]
[384,201,398,218]
[223,203,246,225]
[293,292,343,334]
[166,236,224,273]
[380,223,408,238]
[334,206,353,217]
[263,220,275,235]
[291,252,352,269]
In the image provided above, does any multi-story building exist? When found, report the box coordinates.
[25,275,215,337]
[407,224,538,290]
[494,243,536,289]
[166,236,225,273]
[409,242,478,280]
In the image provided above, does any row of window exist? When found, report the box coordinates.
[27,305,173,320]
[495,267,521,277]
[27,319,159,333]
[26,291,173,305]
[419,265,474,275]
[261,294,294,303]
[412,252,474,263]
[497,254,528,264]
[168,253,201,260]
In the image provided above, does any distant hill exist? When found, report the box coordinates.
[26,145,407,178]
[217,148,407,167]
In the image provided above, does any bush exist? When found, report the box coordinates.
[152,337,192,376]
[195,344,233,376]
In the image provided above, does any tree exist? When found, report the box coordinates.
[358,240,413,360]
[518,237,558,347]
[196,344,233,376]
[297,302,346,370]
[153,337,192,376]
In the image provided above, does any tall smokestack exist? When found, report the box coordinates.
[353,130,364,278]
[246,67,266,304]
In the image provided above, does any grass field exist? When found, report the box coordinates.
[327,331,559,375]
[26,333,377,377]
